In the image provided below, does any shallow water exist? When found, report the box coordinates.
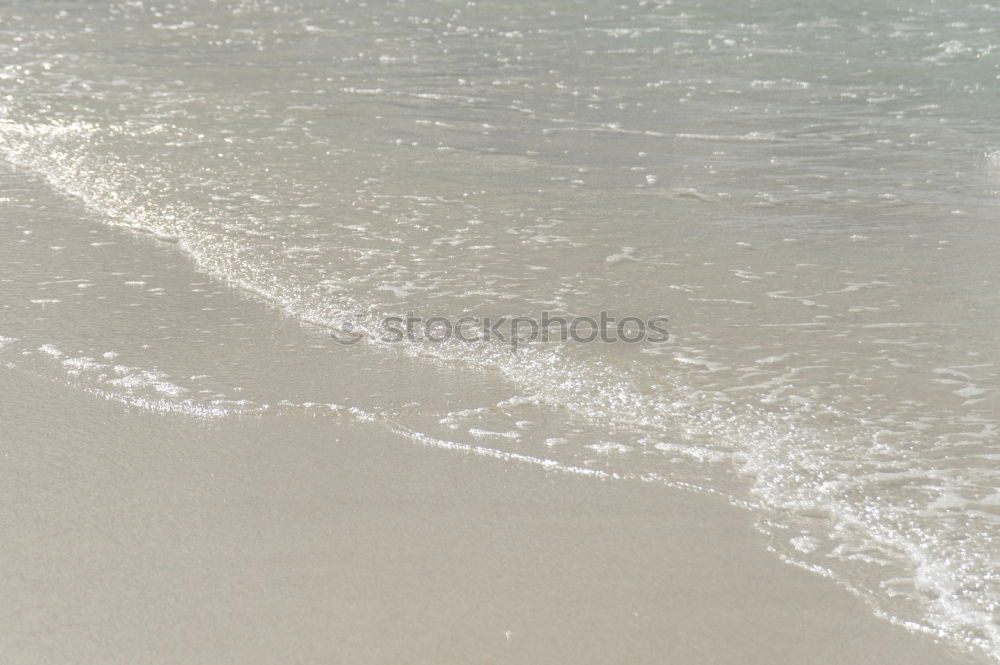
[2,0,1000,659]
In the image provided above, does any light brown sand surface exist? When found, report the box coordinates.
[0,371,979,665]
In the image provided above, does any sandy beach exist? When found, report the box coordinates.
[0,368,977,665]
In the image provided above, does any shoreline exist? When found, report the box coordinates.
[0,163,985,664]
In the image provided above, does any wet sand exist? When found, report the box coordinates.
[0,369,978,665]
